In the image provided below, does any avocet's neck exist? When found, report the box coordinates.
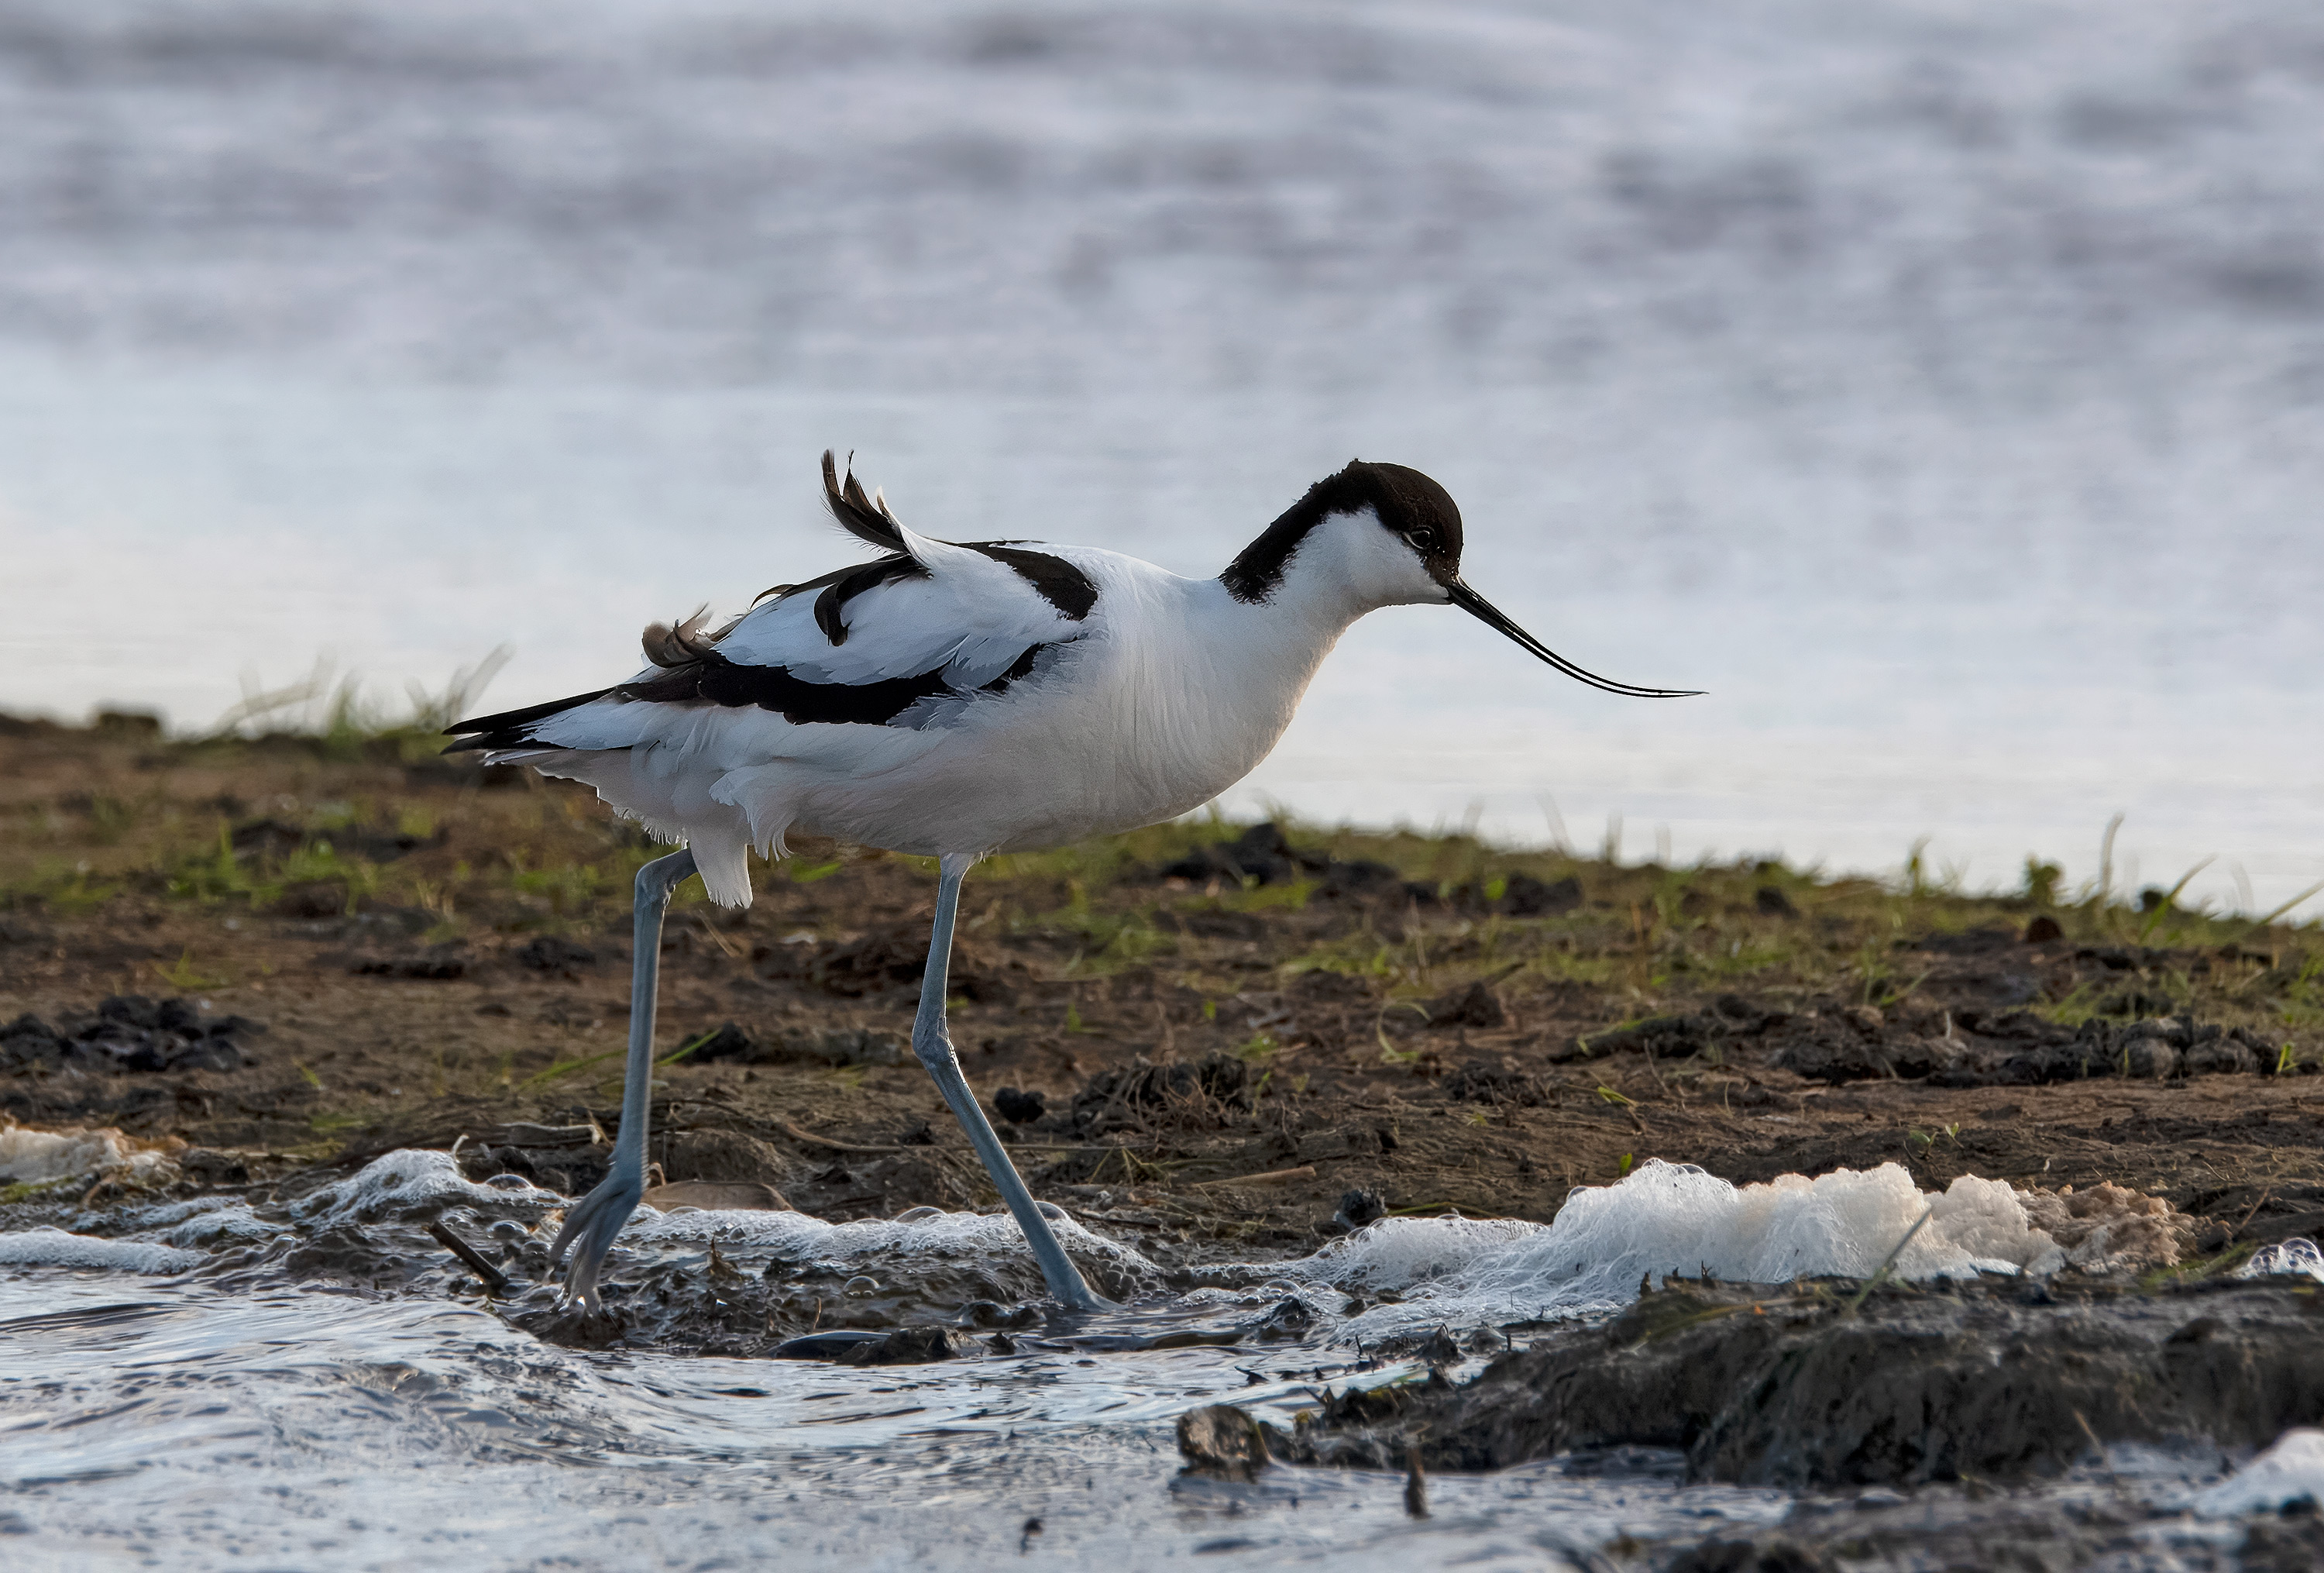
[1154,511,1446,743]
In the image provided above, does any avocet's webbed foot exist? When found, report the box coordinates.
[549,1169,643,1313]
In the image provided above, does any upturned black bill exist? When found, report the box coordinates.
[1446,580,1703,699]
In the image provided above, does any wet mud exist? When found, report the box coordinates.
[1270,1276,2324,1489]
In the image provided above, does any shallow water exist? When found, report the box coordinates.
[4,1152,2312,1568]
[0,0,2319,907]
[0,1270,1798,1571]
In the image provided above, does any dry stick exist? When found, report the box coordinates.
[2073,1409,2124,1491]
[1190,1165,1317,1190]
[2228,1186,2274,1242]
[1085,1059,1144,1134]
[426,1221,510,1296]
[776,1119,1135,1158]
[779,1121,911,1155]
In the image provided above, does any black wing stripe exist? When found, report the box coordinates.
[621,648,950,725]
[811,555,927,645]
[452,642,1057,738]
[818,450,1098,635]
[624,641,1060,725]
[753,558,871,608]
[445,640,1057,752]
[965,544,1097,620]
[768,543,1086,649]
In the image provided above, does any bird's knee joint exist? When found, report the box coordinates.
[910,1028,957,1072]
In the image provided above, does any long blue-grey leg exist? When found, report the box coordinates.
[548,846,699,1311]
[920,853,1109,1310]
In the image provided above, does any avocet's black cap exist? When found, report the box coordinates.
[1223,459,1463,601]
[1357,461,1466,584]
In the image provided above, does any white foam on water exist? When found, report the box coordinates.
[291,1148,562,1225]
[79,1196,280,1251]
[297,1151,1161,1278]
[1288,1161,2063,1337]
[2192,1429,2324,1517]
[2236,1238,2324,1284]
[160,1203,277,1251]
[618,1200,1161,1280]
[101,1189,272,1236]
[298,1152,2088,1337]
[0,1226,201,1274]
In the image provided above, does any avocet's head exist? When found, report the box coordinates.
[1223,460,1700,698]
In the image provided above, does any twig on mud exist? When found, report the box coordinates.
[779,1120,911,1154]
[426,1220,510,1296]
[2073,1409,2123,1491]
[1085,1145,1187,1185]
[1639,1041,1670,1100]
[1190,1165,1317,1189]
[1085,1058,1147,1131]
[776,1119,1126,1157]
[2228,1186,2274,1241]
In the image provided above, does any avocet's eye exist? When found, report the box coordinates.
[1407,528,1438,553]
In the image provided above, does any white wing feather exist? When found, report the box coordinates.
[719,534,1075,688]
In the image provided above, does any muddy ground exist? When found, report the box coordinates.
[7,714,2322,1268]
[1186,1274,2324,1568]
[12,716,2324,1567]
[1274,1275,2324,1486]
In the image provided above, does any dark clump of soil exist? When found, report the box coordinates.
[351,945,468,980]
[1069,1052,1253,1134]
[514,935,598,976]
[1272,1277,2324,1489]
[756,924,1020,1003]
[2,995,263,1073]
[992,1086,1046,1124]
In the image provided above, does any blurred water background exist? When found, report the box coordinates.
[1,0,2319,909]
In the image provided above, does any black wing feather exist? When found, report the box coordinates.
[811,556,928,645]
[821,449,909,553]
[445,687,614,752]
